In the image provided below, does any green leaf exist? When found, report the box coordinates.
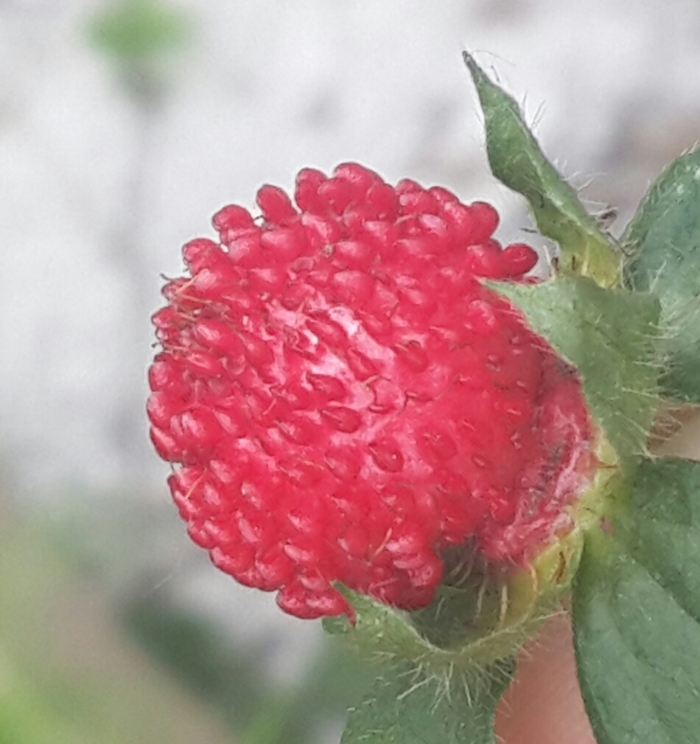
[463,52,620,288]
[341,660,515,744]
[573,458,700,744]
[623,149,700,402]
[492,276,661,458]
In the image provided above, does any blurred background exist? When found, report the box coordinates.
[1,0,699,741]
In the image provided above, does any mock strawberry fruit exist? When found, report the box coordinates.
[147,163,595,620]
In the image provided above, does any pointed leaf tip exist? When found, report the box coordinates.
[463,52,621,288]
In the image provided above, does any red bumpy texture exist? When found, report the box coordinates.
[148,163,594,619]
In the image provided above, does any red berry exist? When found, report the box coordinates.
[148,164,594,620]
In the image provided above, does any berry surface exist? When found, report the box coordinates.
[148,163,594,619]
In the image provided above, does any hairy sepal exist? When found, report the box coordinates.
[464,52,620,288]
[324,526,584,675]
[491,276,661,460]
[329,520,597,744]
[340,658,515,744]
[623,148,700,403]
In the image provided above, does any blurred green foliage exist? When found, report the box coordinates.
[126,599,375,744]
[0,506,231,743]
[87,0,191,62]
[86,0,194,101]
[26,488,376,744]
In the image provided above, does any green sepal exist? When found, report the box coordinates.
[623,149,700,402]
[325,528,583,676]
[572,457,700,744]
[323,589,432,667]
[341,659,515,744]
[490,276,661,458]
[463,52,620,287]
